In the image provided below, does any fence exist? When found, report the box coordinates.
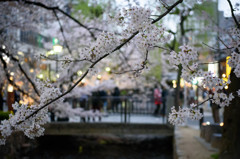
[68,96,156,123]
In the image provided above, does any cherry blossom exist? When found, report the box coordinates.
[168,105,203,125]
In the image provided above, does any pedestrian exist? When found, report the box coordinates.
[153,85,162,116]
[188,87,195,105]
[0,84,3,111]
[99,90,108,115]
[92,91,102,121]
[161,87,168,121]
[111,87,120,113]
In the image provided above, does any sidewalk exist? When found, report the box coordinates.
[69,114,166,124]
[175,126,218,159]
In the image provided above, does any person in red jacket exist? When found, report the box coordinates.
[153,85,162,116]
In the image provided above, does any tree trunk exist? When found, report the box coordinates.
[220,70,240,159]
[174,65,182,108]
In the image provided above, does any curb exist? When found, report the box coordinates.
[174,126,185,159]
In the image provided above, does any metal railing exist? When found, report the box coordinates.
[68,96,156,123]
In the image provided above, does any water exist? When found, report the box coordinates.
[26,135,173,159]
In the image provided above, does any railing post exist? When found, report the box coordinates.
[124,98,127,123]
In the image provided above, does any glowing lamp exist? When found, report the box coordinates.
[53,44,63,53]
[7,84,14,92]
[105,67,111,72]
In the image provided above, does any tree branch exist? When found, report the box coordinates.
[40,54,93,63]
[0,53,39,102]
[53,10,72,55]
[3,0,97,40]
[0,48,40,97]
[152,0,183,24]
[227,0,240,29]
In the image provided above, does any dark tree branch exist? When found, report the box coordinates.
[227,0,240,29]
[0,48,40,97]
[53,10,72,55]
[218,36,230,49]
[196,98,211,108]
[3,0,97,39]
[0,53,39,102]
[152,0,183,24]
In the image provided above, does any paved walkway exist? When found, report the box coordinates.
[69,114,167,124]
[175,126,218,159]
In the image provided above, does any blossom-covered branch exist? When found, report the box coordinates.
[0,0,185,145]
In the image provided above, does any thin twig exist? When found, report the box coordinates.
[53,10,72,55]
[218,37,230,49]
[112,50,149,74]
[159,0,169,9]
[40,54,93,63]
[197,98,210,108]
[202,42,233,51]
[154,45,171,51]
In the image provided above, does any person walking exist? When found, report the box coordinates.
[0,85,3,111]
[161,87,168,122]
[153,85,162,116]
[112,87,120,113]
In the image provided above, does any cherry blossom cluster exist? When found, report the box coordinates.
[168,45,198,71]
[60,55,74,70]
[88,67,99,76]
[229,28,240,51]
[201,72,229,91]
[167,44,240,125]
[0,79,64,145]
[168,104,203,125]
[0,102,49,145]
[237,89,240,96]
[110,7,170,52]
[82,32,120,61]
[109,7,152,33]
[228,52,240,78]
[36,79,63,106]
[210,92,235,107]
[135,25,170,52]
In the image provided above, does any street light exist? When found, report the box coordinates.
[53,44,63,53]
[7,84,13,92]
[38,74,43,79]
[105,67,111,72]
[97,74,102,80]
[77,70,83,76]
